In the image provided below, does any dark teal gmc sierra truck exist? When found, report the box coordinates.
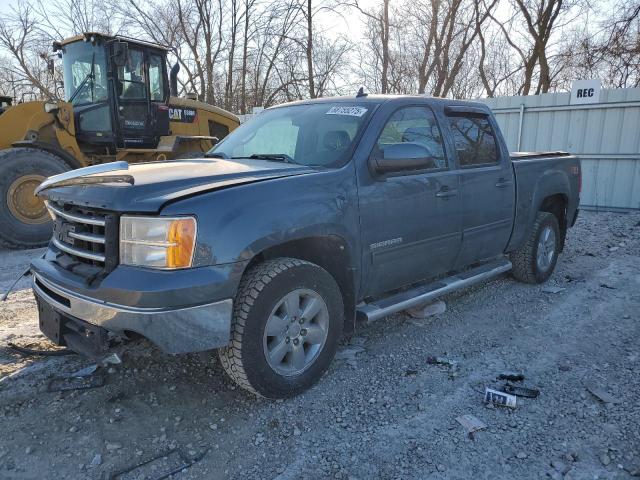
[29,94,581,398]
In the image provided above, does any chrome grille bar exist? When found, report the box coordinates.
[48,203,106,226]
[68,231,105,244]
[52,237,106,263]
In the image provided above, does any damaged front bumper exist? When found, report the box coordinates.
[33,273,232,355]
[30,257,246,356]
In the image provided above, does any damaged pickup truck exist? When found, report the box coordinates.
[30,95,580,398]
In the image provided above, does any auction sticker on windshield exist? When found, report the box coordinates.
[326,106,368,117]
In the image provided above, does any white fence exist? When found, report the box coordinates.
[479,88,640,211]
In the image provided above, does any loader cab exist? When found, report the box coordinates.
[56,34,171,153]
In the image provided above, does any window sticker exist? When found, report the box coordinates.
[326,106,368,117]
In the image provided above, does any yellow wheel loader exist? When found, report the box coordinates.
[0,33,239,249]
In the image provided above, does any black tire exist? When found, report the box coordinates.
[510,211,560,284]
[219,258,344,398]
[0,148,70,249]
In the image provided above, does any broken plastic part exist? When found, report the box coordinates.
[503,383,540,398]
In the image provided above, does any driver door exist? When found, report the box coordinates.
[358,105,462,297]
[115,47,154,147]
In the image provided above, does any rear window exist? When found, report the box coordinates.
[448,116,499,167]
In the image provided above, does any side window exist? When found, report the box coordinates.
[118,49,146,100]
[148,54,165,102]
[208,120,230,140]
[447,116,498,167]
[376,106,447,169]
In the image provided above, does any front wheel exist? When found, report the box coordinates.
[510,211,560,284]
[0,148,70,249]
[219,258,344,398]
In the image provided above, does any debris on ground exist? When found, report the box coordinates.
[427,355,460,379]
[455,414,487,438]
[47,371,106,392]
[7,342,75,357]
[586,385,621,404]
[66,364,99,378]
[334,345,365,367]
[100,353,122,366]
[542,286,566,294]
[600,283,617,289]
[503,383,540,398]
[497,372,525,382]
[110,449,207,480]
[484,387,517,408]
[406,300,446,319]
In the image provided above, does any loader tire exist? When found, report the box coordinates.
[219,258,343,399]
[510,211,560,284]
[0,148,70,249]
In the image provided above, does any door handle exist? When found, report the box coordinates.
[495,179,512,188]
[435,187,458,198]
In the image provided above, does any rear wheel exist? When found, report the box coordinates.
[0,148,70,249]
[219,258,343,398]
[510,211,560,284]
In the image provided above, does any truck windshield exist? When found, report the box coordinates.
[208,103,373,167]
[62,42,108,105]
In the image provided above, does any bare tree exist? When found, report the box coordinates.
[350,0,391,93]
[0,3,57,99]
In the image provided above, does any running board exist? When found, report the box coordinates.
[357,258,512,323]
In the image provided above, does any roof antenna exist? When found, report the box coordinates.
[356,87,368,98]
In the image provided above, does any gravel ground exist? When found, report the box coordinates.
[0,210,639,480]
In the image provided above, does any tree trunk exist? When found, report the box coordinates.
[381,0,390,94]
[306,0,315,98]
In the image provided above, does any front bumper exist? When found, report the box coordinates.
[33,272,233,354]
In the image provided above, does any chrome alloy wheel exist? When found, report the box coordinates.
[536,225,556,272]
[263,288,330,376]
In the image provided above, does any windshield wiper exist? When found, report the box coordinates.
[233,153,296,164]
[69,52,95,103]
[204,151,228,159]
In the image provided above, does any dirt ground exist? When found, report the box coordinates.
[0,210,639,480]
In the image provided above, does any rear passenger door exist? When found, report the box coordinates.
[445,110,515,269]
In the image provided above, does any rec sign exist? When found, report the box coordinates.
[570,79,601,105]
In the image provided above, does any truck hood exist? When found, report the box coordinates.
[42,158,317,212]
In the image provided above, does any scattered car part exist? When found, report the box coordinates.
[456,414,487,439]
[503,383,540,398]
[587,385,621,404]
[484,387,517,408]
[47,372,105,392]
[1,267,31,301]
[7,342,75,357]
[497,372,525,382]
[110,448,208,480]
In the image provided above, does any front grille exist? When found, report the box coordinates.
[48,202,118,276]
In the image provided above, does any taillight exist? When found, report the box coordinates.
[570,165,581,193]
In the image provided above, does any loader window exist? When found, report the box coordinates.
[148,54,165,102]
[62,42,108,105]
[118,49,146,100]
[208,120,230,140]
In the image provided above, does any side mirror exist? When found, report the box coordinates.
[370,143,435,174]
[113,41,128,67]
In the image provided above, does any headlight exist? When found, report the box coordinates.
[120,216,197,269]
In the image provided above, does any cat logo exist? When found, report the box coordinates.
[169,107,198,123]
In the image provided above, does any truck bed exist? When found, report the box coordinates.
[507,151,580,252]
